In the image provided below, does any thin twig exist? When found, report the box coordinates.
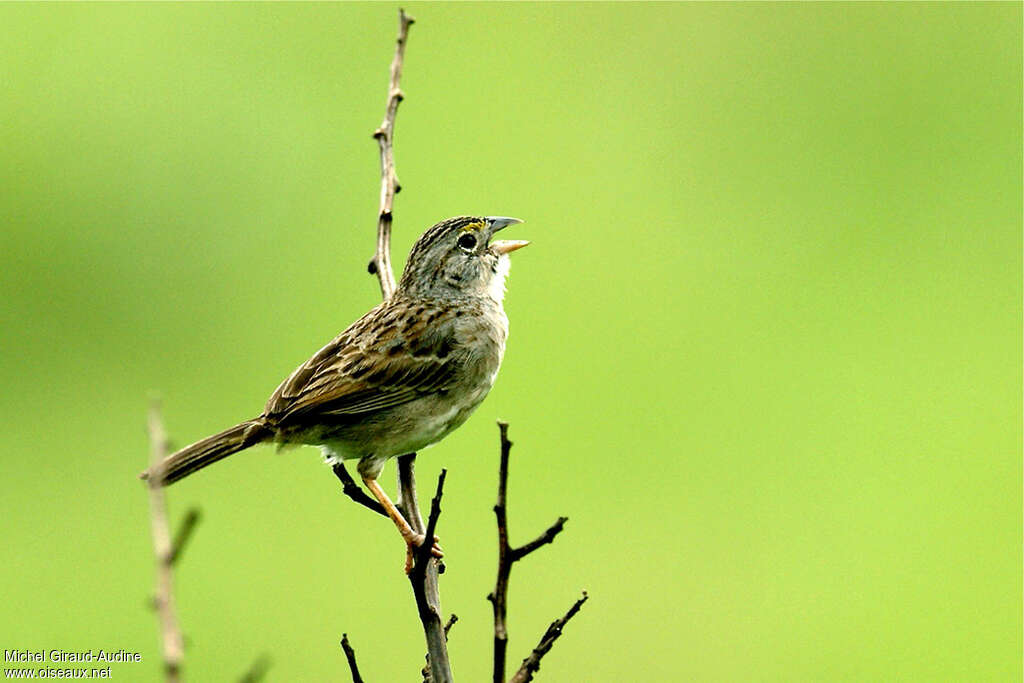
[508,593,589,683]
[237,654,272,683]
[332,462,387,517]
[490,425,513,683]
[340,634,365,683]
[511,517,568,562]
[370,8,415,300]
[169,507,202,567]
[415,469,446,570]
[489,421,570,683]
[146,400,185,683]
[443,614,458,638]
[409,470,453,683]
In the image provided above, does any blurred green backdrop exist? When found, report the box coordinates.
[1,3,1020,681]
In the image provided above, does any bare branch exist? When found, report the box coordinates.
[340,634,365,683]
[409,469,453,683]
[508,593,589,683]
[370,8,415,300]
[169,507,202,567]
[332,461,388,518]
[415,469,446,570]
[490,421,571,683]
[146,400,185,683]
[489,423,513,683]
[347,12,454,682]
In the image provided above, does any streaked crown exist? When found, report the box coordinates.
[397,216,526,300]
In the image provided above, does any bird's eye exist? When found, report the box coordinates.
[457,233,477,252]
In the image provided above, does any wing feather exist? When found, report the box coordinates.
[263,301,459,427]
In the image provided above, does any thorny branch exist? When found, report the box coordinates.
[488,422,576,683]
[146,400,185,683]
[368,8,415,300]
[337,11,453,682]
[366,9,450,667]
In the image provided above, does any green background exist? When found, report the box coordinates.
[1,3,1020,681]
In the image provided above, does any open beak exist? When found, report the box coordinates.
[487,216,528,255]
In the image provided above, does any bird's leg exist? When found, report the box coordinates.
[362,475,443,572]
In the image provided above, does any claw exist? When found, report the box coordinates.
[403,533,443,574]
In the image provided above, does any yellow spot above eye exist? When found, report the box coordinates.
[461,221,485,233]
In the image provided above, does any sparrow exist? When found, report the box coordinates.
[142,215,528,569]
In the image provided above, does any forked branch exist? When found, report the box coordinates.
[144,407,264,680]
[488,422,575,683]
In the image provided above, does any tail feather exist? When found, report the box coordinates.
[142,419,270,486]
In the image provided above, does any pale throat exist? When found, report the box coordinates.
[487,255,511,303]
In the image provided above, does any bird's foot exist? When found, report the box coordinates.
[403,532,443,574]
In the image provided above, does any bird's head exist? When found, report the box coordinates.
[398,216,528,301]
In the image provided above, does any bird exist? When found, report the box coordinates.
[141,215,528,570]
